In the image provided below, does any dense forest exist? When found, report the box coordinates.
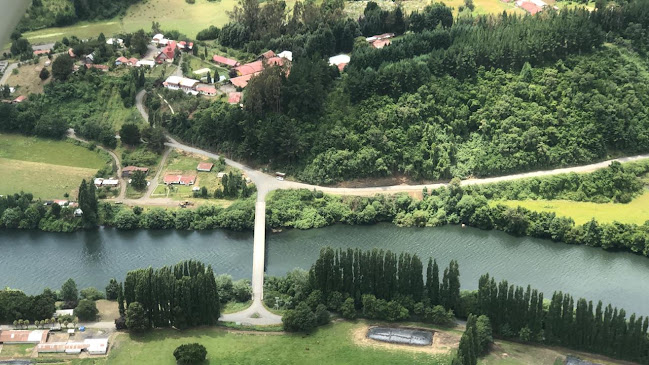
[161,0,649,184]
[15,0,142,31]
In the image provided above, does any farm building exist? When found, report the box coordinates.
[36,338,108,355]
[84,338,109,355]
[366,33,394,48]
[212,55,240,67]
[54,309,74,318]
[197,162,214,172]
[122,166,149,177]
[259,50,276,60]
[0,330,49,344]
[278,50,293,61]
[106,38,124,47]
[33,49,50,56]
[163,174,196,185]
[230,56,288,88]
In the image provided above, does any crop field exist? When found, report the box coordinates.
[0,134,110,198]
[497,191,649,225]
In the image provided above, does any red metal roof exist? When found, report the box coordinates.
[33,49,50,55]
[372,39,391,49]
[234,61,264,76]
[180,175,196,185]
[197,162,214,171]
[116,56,128,63]
[163,174,196,185]
[128,58,139,65]
[196,85,216,94]
[520,1,542,14]
[230,73,257,88]
[261,50,276,59]
[228,92,242,104]
[12,95,26,103]
[212,55,239,67]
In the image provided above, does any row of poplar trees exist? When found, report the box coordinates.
[309,248,461,312]
[121,260,220,329]
[476,274,649,363]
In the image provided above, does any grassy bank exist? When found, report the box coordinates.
[497,191,649,225]
[0,134,111,199]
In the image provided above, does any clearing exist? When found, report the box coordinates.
[4,56,52,95]
[0,134,111,198]
[498,191,649,225]
[153,149,230,200]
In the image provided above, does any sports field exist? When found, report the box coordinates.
[0,134,110,199]
[497,191,649,225]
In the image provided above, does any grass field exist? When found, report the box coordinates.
[0,344,34,358]
[497,190,649,225]
[19,0,532,46]
[71,321,452,365]
[156,149,227,199]
[0,134,110,198]
[4,56,52,95]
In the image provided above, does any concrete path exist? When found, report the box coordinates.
[143,147,171,199]
[0,62,17,85]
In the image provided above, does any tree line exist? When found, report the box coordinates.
[120,260,220,330]
[474,274,649,363]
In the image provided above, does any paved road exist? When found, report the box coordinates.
[67,129,126,200]
[0,63,17,85]
[135,89,148,121]
[140,93,649,326]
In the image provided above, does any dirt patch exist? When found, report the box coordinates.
[351,324,459,355]
[96,300,120,322]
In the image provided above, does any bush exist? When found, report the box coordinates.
[340,298,357,319]
[125,302,149,332]
[173,343,207,364]
[74,299,98,321]
[80,287,105,301]
[315,304,330,325]
[282,302,316,332]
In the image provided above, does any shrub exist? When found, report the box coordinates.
[80,287,105,301]
[74,299,98,321]
[173,343,207,364]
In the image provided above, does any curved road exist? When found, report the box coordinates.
[67,129,126,200]
[139,91,649,325]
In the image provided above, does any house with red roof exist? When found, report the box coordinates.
[156,41,177,64]
[115,56,128,65]
[212,55,240,67]
[234,60,265,77]
[259,50,276,60]
[12,95,26,104]
[68,48,76,58]
[197,162,214,172]
[33,49,50,56]
[128,58,139,66]
[178,41,194,51]
[230,74,256,89]
[196,85,217,96]
[163,174,196,185]
[85,64,109,72]
[228,92,242,104]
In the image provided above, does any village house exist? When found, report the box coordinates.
[196,85,217,96]
[366,33,394,48]
[228,92,242,104]
[36,338,109,355]
[177,41,194,51]
[12,95,26,104]
[163,76,200,94]
[155,41,177,64]
[116,57,139,66]
[329,54,350,72]
[163,174,196,185]
[230,54,288,89]
[106,38,124,47]
[136,59,156,68]
[212,55,240,67]
[122,166,149,177]
[33,49,50,56]
[85,64,109,72]
[197,162,214,172]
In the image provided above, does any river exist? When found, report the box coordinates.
[1,224,649,315]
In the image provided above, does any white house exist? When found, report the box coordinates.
[136,59,156,68]
[278,50,293,61]
[84,338,109,355]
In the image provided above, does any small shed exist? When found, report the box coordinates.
[197,162,214,172]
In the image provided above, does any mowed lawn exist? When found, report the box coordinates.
[0,134,110,198]
[72,322,451,365]
[497,191,649,225]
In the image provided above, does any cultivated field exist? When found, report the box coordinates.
[0,134,110,199]
[498,191,649,225]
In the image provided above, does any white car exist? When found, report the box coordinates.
[276,176,284,181]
